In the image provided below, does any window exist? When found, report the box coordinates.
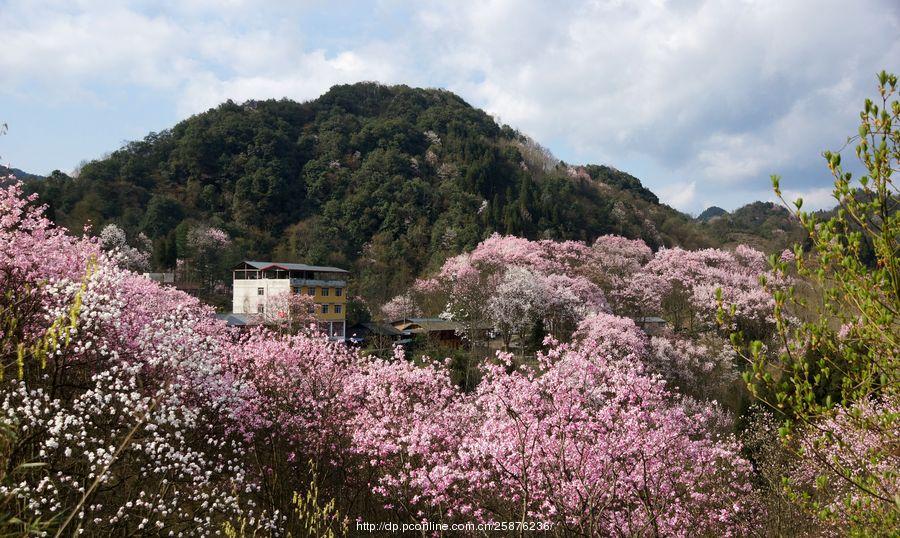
[322,287,330,297]
[257,287,265,296]
[335,287,343,297]
[332,322,345,337]
[307,305,315,314]
[334,305,342,314]
[307,286,315,296]
[322,304,329,314]
[257,304,265,314]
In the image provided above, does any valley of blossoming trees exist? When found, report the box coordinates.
[1,74,897,536]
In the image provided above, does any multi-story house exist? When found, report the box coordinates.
[231,261,349,340]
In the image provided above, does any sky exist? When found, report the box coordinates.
[1,0,898,214]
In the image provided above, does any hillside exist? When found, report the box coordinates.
[27,83,721,307]
[696,201,806,252]
[0,165,44,186]
[697,206,727,222]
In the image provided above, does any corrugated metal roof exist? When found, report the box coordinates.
[348,323,404,337]
[635,316,667,323]
[239,260,349,273]
[215,313,257,326]
[392,318,461,332]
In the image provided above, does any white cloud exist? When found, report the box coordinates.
[1,0,898,211]
[412,0,899,210]
[177,43,411,115]
[658,180,697,212]
[774,187,836,211]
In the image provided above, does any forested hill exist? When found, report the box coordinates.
[1,165,44,185]
[29,83,717,305]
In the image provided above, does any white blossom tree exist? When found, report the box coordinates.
[98,224,151,272]
[488,267,547,354]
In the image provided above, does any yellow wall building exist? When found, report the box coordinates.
[232,261,348,339]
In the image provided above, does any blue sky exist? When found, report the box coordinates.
[1,0,898,214]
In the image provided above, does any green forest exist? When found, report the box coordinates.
[25,83,801,311]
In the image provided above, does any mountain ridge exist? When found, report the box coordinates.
[24,82,799,307]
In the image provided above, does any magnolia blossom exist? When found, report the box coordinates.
[355,314,757,534]
[98,224,151,271]
[255,290,317,334]
[647,335,739,401]
[788,398,900,533]
[0,184,259,532]
[421,234,613,346]
[622,246,785,337]
[187,224,231,252]
[380,292,421,321]
[488,267,547,349]
[586,235,652,290]
[0,183,769,535]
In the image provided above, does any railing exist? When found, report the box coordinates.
[290,278,347,287]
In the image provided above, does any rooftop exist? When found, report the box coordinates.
[348,322,404,337]
[215,313,257,326]
[392,317,462,332]
[635,316,667,323]
[237,260,349,273]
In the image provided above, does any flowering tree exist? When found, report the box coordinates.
[0,178,800,535]
[98,224,152,272]
[623,246,780,339]
[646,334,739,403]
[416,235,611,355]
[487,267,547,352]
[419,253,497,350]
[0,183,260,534]
[583,234,652,310]
[185,224,232,291]
[368,314,756,535]
[256,291,317,335]
[737,72,900,534]
[379,292,421,321]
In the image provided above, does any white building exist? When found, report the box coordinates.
[231,261,349,340]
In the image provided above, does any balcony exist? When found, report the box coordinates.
[290,278,347,288]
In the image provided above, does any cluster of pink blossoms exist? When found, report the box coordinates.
[1,184,762,534]
[399,233,777,406]
[620,246,785,336]
[0,183,263,533]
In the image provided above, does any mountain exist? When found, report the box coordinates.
[26,83,733,306]
[1,165,44,185]
[697,201,805,252]
[697,206,727,222]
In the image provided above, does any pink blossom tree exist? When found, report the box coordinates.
[0,183,262,534]
[622,246,782,339]
[0,182,780,535]
[255,290,318,335]
[98,223,152,272]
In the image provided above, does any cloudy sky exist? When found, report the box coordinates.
[1,0,898,213]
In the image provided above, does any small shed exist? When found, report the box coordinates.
[634,316,668,335]
[215,313,257,330]
[391,318,464,348]
[348,322,408,345]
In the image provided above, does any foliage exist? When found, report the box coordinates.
[0,181,758,535]
[737,71,899,534]
[224,461,348,538]
[697,201,807,252]
[27,83,717,308]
